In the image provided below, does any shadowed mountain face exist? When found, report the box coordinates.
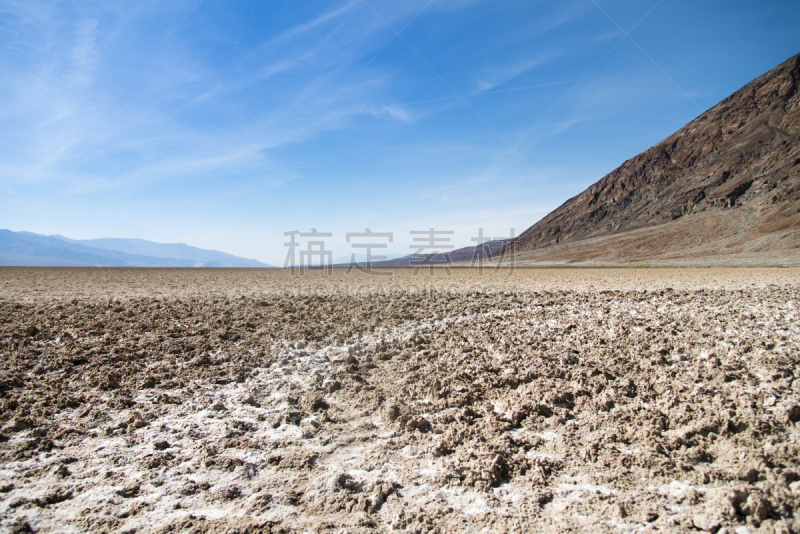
[509,53,800,265]
[355,239,510,268]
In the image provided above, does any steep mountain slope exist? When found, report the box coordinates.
[509,52,800,265]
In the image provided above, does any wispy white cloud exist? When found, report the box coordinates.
[260,0,364,48]
[372,104,414,122]
[69,18,100,86]
[474,52,564,92]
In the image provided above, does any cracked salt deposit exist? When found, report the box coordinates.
[1,268,799,532]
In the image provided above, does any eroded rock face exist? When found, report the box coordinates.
[510,53,800,264]
[0,268,799,532]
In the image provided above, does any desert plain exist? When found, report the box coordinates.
[0,267,799,533]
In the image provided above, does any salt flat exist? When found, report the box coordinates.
[1,267,798,532]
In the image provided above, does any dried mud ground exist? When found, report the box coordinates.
[1,267,799,533]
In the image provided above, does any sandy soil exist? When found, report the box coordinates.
[1,267,799,533]
[479,215,800,269]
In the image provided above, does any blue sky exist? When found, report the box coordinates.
[1,0,798,265]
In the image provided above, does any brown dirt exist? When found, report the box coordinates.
[501,212,800,268]
[1,267,799,533]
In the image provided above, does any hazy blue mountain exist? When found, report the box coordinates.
[0,230,271,267]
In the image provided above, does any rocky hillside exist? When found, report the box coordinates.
[508,53,800,265]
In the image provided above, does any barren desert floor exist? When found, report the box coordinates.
[1,267,799,533]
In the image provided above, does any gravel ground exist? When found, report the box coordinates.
[1,267,799,533]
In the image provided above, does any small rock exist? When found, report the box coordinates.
[239,393,260,407]
[786,405,800,423]
[740,466,761,483]
[191,353,212,366]
[384,403,402,422]
[7,497,27,509]
[404,416,431,433]
[302,393,328,412]
[215,485,242,500]
[126,413,148,429]
[179,481,199,495]
[693,513,723,531]
[9,520,32,534]
[25,326,39,337]
[37,489,72,506]
[8,417,32,432]
[117,483,140,498]
[154,440,170,451]
[105,374,120,390]
[326,472,356,491]
[52,464,71,478]
[324,379,342,393]
[728,487,749,509]
[141,452,175,470]
[741,494,770,523]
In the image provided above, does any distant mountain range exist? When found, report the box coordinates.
[345,238,510,268]
[505,52,800,265]
[325,239,510,268]
[0,230,271,267]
